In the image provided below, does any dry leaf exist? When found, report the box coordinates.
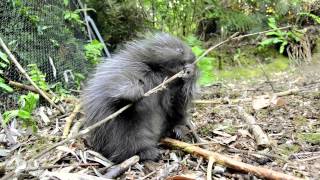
[271,97,286,107]
[252,96,270,110]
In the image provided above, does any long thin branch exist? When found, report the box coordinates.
[207,156,214,180]
[0,37,65,114]
[238,106,270,149]
[194,26,292,64]
[162,138,302,180]
[62,104,82,138]
[9,80,77,103]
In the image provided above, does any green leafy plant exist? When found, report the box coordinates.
[0,50,13,93]
[63,0,70,6]
[74,72,85,90]
[50,82,70,98]
[299,12,320,24]
[260,18,301,54]
[185,36,215,86]
[11,0,40,25]
[84,40,104,65]
[2,92,39,132]
[64,8,95,26]
[27,64,49,91]
[64,10,83,25]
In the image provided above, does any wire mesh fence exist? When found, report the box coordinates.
[0,0,92,111]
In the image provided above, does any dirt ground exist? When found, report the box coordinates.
[1,63,320,180]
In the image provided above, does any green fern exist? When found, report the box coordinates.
[299,12,320,24]
[27,64,49,91]
[221,11,260,32]
[3,92,39,132]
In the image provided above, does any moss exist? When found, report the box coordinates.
[297,133,320,145]
[224,126,237,135]
[264,56,289,71]
[202,55,289,83]
[199,123,216,136]
[293,115,308,127]
[278,143,301,156]
[310,91,320,100]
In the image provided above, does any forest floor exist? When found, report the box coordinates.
[1,63,320,180]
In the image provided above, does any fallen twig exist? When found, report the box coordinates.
[192,99,224,104]
[297,155,320,162]
[0,38,64,113]
[141,171,156,180]
[103,155,139,179]
[207,156,214,180]
[68,117,85,138]
[8,163,100,172]
[193,88,300,104]
[8,80,77,103]
[237,106,270,149]
[161,138,302,180]
[45,172,112,180]
[227,148,287,162]
[62,104,82,138]
[186,118,209,149]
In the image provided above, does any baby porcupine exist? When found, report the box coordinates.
[82,33,198,163]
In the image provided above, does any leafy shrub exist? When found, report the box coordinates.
[64,10,83,25]
[2,92,39,132]
[260,18,302,54]
[27,64,49,91]
[185,36,215,86]
[84,40,104,65]
[299,13,320,24]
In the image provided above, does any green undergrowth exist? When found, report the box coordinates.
[187,35,290,86]
[197,55,289,86]
[297,133,320,145]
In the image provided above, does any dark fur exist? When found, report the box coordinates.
[82,33,198,163]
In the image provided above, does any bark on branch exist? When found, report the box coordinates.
[161,138,302,180]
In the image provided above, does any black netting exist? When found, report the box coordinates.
[0,0,92,111]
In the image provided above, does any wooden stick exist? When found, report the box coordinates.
[68,117,85,138]
[161,138,302,180]
[103,155,139,179]
[8,80,77,103]
[7,163,100,172]
[8,80,40,93]
[238,106,270,149]
[0,37,65,114]
[207,156,214,180]
[192,99,223,104]
[194,32,239,64]
[193,26,292,65]
[193,88,300,104]
[46,172,112,180]
[62,104,82,138]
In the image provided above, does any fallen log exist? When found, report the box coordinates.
[161,138,302,180]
